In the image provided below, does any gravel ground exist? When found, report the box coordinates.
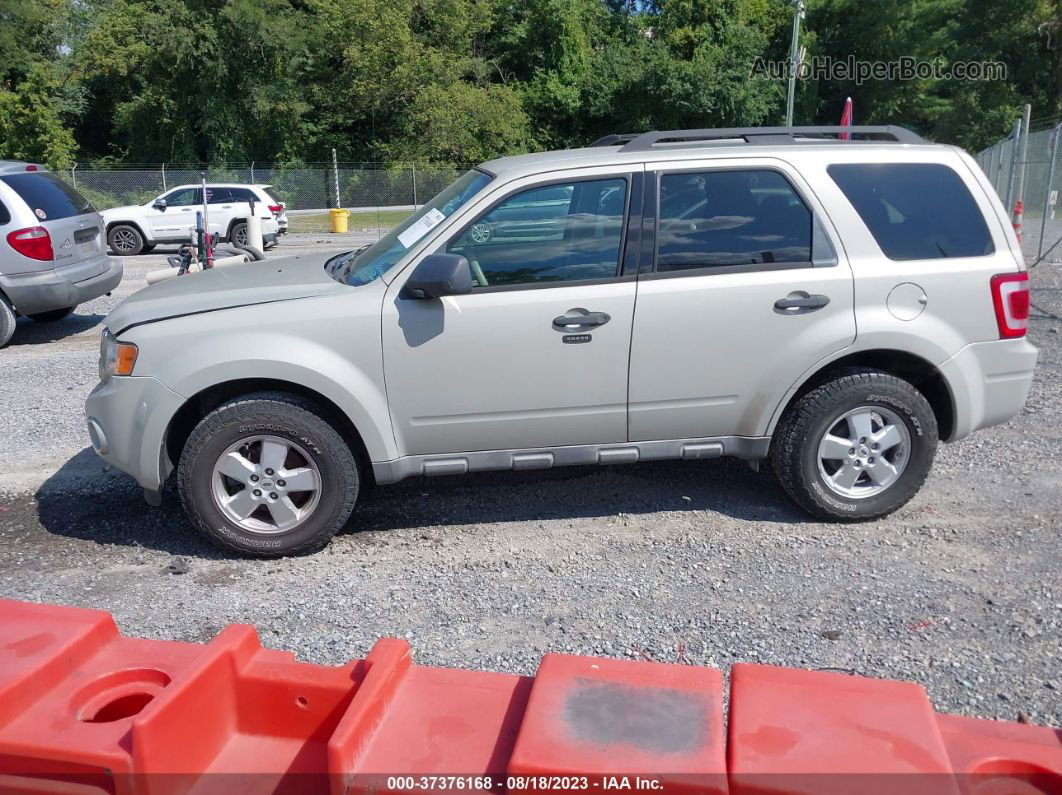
[0,242,1059,728]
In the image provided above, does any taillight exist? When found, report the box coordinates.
[6,226,53,261]
[268,204,283,215]
[990,272,1030,338]
[25,164,38,172]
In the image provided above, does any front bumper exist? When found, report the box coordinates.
[939,337,1038,441]
[85,375,186,491]
[0,255,123,315]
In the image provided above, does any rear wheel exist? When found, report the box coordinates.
[0,295,15,348]
[178,392,359,556]
[28,306,75,322]
[108,224,144,255]
[230,222,248,247]
[770,369,937,521]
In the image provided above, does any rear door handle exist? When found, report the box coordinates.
[774,293,830,313]
[553,311,611,329]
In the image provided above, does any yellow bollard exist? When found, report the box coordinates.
[329,208,349,233]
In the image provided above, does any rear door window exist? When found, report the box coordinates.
[205,187,233,204]
[656,170,813,271]
[828,163,994,260]
[0,172,95,221]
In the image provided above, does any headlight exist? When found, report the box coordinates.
[98,328,138,381]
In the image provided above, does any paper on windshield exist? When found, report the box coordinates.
[397,208,446,249]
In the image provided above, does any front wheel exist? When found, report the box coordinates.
[178,392,359,556]
[468,221,492,243]
[770,370,938,521]
[108,224,144,255]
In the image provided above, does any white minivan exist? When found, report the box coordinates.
[0,161,123,348]
[102,183,284,255]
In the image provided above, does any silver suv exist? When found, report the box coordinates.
[0,162,123,347]
[85,127,1037,556]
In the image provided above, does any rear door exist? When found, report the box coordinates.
[206,186,236,238]
[0,172,104,273]
[628,158,856,441]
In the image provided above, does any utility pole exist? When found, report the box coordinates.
[785,0,806,127]
[1014,103,1032,210]
[331,148,341,209]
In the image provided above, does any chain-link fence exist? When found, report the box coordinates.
[65,162,470,216]
[975,122,1062,263]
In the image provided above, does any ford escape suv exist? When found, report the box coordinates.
[0,162,123,348]
[85,126,1037,556]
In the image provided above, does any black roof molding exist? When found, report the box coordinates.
[589,126,926,151]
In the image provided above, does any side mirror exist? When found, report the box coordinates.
[405,253,473,299]
[152,198,167,211]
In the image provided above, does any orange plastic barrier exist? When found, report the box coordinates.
[0,599,1058,795]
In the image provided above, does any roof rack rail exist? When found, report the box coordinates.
[588,134,641,147]
[613,125,925,151]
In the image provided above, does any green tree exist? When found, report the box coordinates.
[0,0,79,167]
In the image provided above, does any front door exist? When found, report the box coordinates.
[383,173,638,456]
[149,187,200,240]
[628,161,857,441]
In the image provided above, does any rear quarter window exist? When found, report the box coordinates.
[0,172,95,221]
[0,198,9,225]
[827,163,994,260]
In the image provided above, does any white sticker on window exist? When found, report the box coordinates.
[397,208,446,249]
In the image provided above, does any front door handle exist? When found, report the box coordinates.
[774,293,830,313]
[553,311,611,329]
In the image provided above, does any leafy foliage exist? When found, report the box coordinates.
[2,0,1058,168]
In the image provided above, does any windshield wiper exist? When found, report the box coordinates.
[328,244,372,281]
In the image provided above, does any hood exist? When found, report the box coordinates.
[100,205,144,220]
[106,252,348,334]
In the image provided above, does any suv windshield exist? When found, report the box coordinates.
[328,169,492,286]
[0,172,95,221]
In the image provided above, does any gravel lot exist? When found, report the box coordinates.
[0,236,1059,728]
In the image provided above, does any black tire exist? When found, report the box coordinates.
[108,224,144,256]
[229,221,247,247]
[28,306,75,322]
[0,294,15,348]
[177,391,359,556]
[770,369,938,522]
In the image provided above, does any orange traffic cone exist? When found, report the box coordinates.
[1012,199,1023,243]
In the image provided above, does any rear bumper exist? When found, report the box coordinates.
[85,375,185,491]
[0,255,123,315]
[939,337,1038,441]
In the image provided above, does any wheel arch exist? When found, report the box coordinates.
[165,377,375,485]
[105,220,150,244]
[769,349,956,442]
[226,217,247,242]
